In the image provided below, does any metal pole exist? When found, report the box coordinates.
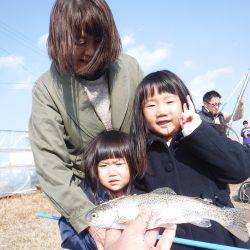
[226,69,250,135]
[219,73,246,113]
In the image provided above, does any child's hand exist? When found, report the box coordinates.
[179,95,202,136]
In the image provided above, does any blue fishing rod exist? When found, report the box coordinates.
[37,212,249,250]
[158,235,249,250]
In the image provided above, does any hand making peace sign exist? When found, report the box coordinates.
[179,95,202,135]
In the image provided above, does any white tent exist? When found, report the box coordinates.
[0,130,39,197]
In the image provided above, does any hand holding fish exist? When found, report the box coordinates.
[103,206,176,250]
[88,227,106,250]
[179,95,202,135]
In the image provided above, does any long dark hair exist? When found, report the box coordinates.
[83,130,134,201]
[130,70,194,177]
[48,0,121,76]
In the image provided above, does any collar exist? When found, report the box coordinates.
[75,67,108,81]
[147,132,166,146]
[81,181,109,204]
[147,131,183,148]
[202,105,214,117]
[95,186,110,204]
[202,105,223,119]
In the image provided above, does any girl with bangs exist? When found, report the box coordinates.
[59,130,175,249]
[83,130,134,202]
[59,130,134,249]
[130,70,250,249]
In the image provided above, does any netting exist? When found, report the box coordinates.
[0,130,39,197]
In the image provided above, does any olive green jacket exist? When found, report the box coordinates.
[29,54,143,233]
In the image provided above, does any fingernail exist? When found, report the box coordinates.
[165,223,177,230]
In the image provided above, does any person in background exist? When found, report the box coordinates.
[198,90,244,133]
[241,120,250,148]
[29,0,143,247]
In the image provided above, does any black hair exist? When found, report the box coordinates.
[243,120,248,125]
[203,90,221,103]
[83,130,134,201]
[130,70,194,177]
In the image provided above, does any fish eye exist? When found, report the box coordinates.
[92,213,98,218]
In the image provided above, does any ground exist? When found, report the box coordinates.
[0,182,249,249]
[0,190,61,250]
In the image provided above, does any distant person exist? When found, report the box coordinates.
[198,90,244,133]
[241,120,250,148]
[29,0,143,247]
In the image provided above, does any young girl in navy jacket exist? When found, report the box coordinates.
[59,129,174,249]
[130,70,250,249]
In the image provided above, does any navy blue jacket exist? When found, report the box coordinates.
[135,122,250,249]
[59,182,109,250]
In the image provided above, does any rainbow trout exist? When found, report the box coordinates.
[85,187,250,242]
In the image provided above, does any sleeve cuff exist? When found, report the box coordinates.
[69,205,95,234]
[182,118,202,137]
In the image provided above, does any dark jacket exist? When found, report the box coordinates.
[59,182,143,250]
[198,106,227,133]
[135,122,250,249]
[59,182,109,250]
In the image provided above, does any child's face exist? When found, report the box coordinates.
[97,157,130,196]
[143,90,183,141]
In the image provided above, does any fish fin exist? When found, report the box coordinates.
[98,195,128,206]
[190,219,211,228]
[218,208,250,242]
[202,198,213,204]
[246,209,250,222]
[151,187,176,195]
[193,197,213,204]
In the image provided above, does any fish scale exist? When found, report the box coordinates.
[85,187,250,242]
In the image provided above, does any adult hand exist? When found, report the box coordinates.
[89,227,106,250]
[103,207,176,250]
[179,95,202,135]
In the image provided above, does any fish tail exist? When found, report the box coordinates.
[217,207,250,242]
